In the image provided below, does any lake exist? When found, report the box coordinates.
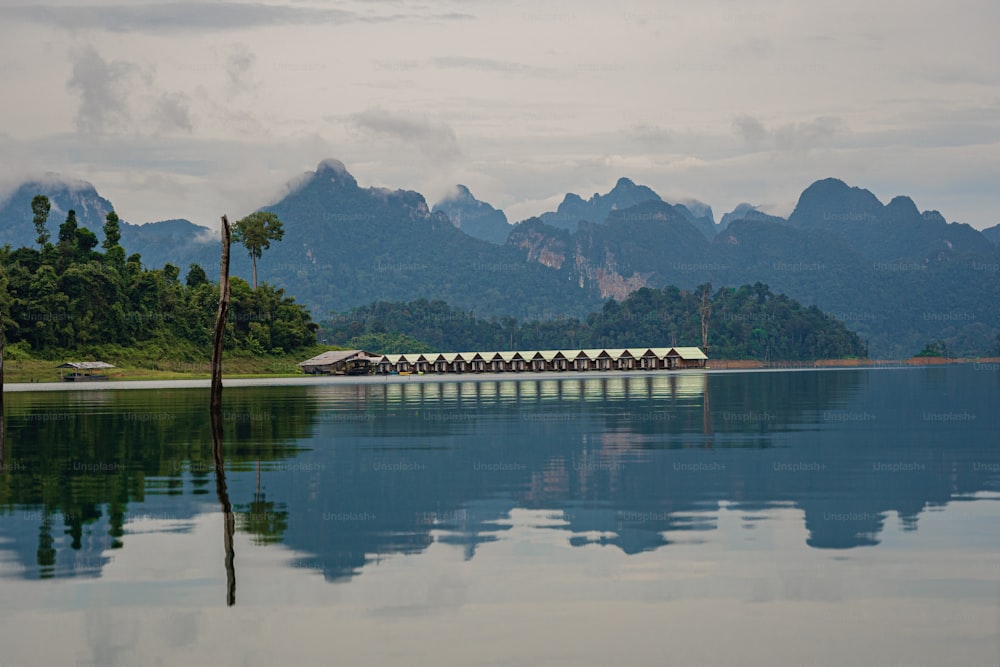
[0,365,998,666]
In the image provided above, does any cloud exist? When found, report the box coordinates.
[630,123,672,147]
[67,46,145,136]
[732,114,768,147]
[430,56,558,78]
[0,2,472,34]
[226,43,257,92]
[151,92,193,133]
[733,114,845,151]
[348,108,462,166]
[66,47,197,138]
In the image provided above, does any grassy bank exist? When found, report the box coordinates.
[7,352,997,384]
[2,345,337,383]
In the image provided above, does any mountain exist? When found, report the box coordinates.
[673,201,718,239]
[510,200,715,301]
[256,159,600,320]
[537,178,719,240]
[539,177,663,231]
[431,185,511,245]
[788,178,993,261]
[719,203,786,229]
[2,164,997,358]
[510,178,1000,357]
[0,177,114,248]
[983,223,1000,246]
[0,178,233,280]
[117,218,246,279]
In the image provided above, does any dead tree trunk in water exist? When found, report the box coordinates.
[211,215,232,413]
[211,408,236,605]
[209,217,235,604]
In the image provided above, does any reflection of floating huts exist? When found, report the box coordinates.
[370,347,707,375]
[57,361,115,381]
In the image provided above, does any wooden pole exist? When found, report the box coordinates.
[700,285,712,353]
[211,215,232,413]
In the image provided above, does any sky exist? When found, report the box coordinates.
[0,0,998,231]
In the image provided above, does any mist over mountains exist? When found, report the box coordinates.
[1,160,997,358]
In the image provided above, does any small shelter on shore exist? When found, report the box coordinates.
[57,361,115,381]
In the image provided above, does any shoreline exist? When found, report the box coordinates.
[4,359,996,393]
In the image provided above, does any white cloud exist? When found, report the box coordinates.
[733,114,845,152]
[0,0,997,229]
[67,46,146,136]
[150,92,193,133]
[225,42,257,93]
[348,108,463,167]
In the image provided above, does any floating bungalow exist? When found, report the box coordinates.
[57,361,115,381]
[368,346,708,375]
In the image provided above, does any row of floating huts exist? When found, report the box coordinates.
[299,347,708,376]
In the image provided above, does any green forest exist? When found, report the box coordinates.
[319,283,868,360]
[0,197,317,364]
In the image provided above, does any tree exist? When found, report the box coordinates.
[102,211,122,250]
[162,263,180,283]
[232,212,284,289]
[75,228,99,255]
[31,195,51,248]
[915,340,949,358]
[186,264,208,288]
[57,209,78,246]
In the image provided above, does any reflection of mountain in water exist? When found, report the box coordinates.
[269,367,999,580]
[1,367,998,582]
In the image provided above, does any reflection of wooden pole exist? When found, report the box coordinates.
[211,215,232,413]
[700,285,712,353]
[211,409,236,606]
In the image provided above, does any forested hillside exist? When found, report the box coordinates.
[319,283,867,361]
[0,198,317,361]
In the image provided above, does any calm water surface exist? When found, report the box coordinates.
[0,366,998,666]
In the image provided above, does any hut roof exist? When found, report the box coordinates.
[669,347,708,360]
[298,350,372,367]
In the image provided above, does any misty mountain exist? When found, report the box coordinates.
[0,178,114,248]
[431,185,511,245]
[788,178,993,262]
[539,177,663,231]
[118,218,240,275]
[719,203,786,229]
[2,162,997,357]
[508,180,1000,357]
[255,159,600,320]
[536,177,719,240]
